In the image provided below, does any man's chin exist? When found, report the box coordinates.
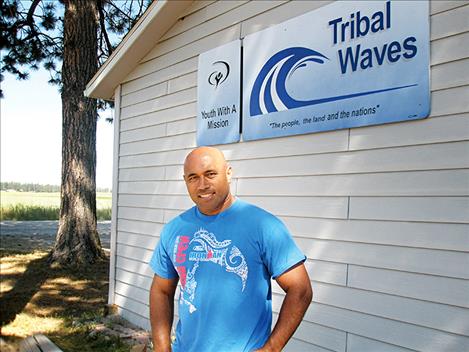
[196,203,220,216]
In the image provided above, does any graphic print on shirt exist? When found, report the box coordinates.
[173,228,248,313]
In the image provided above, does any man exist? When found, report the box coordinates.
[149,146,312,352]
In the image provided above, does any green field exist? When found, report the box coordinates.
[0,191,112,221]
[1,191,112,208]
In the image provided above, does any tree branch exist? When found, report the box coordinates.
[137,0,145,17]
[106,0,132,21]
[26,0,42,26]
[97,0,113,56]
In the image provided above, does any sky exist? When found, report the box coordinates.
[1,69,115,189]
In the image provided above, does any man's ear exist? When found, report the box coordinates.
[226,165,233,183]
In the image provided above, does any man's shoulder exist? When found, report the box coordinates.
[236,199,281,223]
[170,207,195,222]
[161,207,196,234]
[235,199,290,240]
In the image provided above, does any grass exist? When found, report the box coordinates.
[0,249,131,352]
[1,191,112,208]
[1,204,59,221]
[0,191,112,221]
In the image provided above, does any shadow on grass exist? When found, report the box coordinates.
[0,252,50,327]
[0,249,112,351]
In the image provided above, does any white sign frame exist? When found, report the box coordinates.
[197,40,241,146]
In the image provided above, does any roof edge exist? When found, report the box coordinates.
[85,0,193,100]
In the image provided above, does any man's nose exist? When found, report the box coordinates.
[198,176,209,189]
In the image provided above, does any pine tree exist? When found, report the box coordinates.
[1,0,150,266]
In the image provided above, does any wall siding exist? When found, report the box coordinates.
[111,1,469,351]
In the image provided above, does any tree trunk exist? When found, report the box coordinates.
[50,0,104,266]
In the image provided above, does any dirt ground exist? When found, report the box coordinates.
[0,221,111,251]
[0,221,132,352]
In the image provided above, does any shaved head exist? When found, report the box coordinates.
[183,147,233,215]
[184,147,227,174]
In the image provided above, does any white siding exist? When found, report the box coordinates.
[111,1,469,351]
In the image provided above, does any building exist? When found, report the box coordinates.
[85,1,469,351]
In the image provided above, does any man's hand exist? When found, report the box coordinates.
[257,263,312,352]
[149,275,179,352]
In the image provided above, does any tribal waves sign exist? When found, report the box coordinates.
[242,0,430,141]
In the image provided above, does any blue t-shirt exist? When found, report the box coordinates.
[149,199,306,352]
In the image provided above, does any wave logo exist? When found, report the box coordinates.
[250,46,417,117]
[250,47,328,116]
[208,60,230,88]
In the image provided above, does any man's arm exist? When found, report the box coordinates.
[149,274,179,352]
[257,263,313,352]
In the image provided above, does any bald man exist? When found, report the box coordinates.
[149,147,312,352]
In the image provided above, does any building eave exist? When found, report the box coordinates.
[85,0,193,100]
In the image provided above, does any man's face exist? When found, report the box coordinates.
[183,149,233,216]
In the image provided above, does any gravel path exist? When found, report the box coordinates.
[0,221,111,251]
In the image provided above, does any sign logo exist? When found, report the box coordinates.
[208,60,230,88]
[197,40,240,146]
[250,47,328,116]
[250,46,417,117]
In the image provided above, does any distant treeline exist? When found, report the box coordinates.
[1,182,111,193]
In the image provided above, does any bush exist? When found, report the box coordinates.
[0,204,59,221]
[0,204,112,221]
[97,207,112,221]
